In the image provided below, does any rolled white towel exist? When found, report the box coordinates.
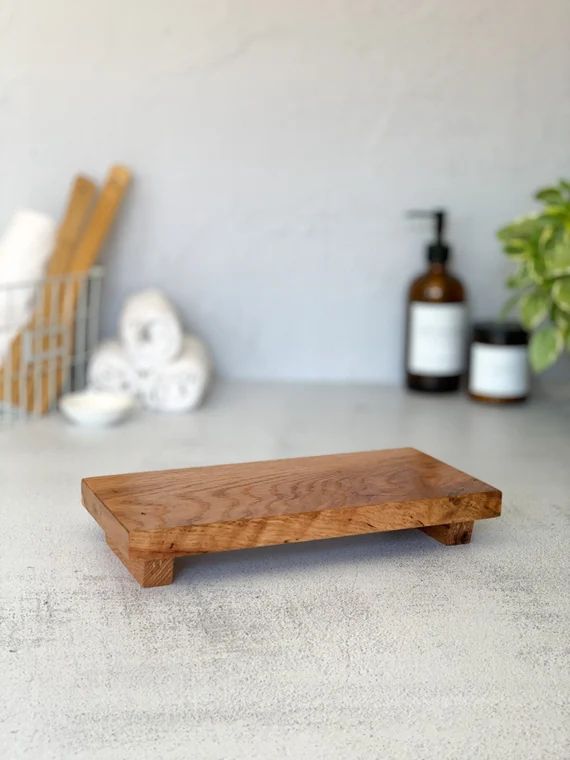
[119,288,183,371]
[0,210,56,362]
[87,339,139,397]
[140,334,211,413]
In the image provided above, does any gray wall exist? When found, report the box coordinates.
[1,0,569,381]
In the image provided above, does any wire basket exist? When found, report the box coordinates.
[0,266,104,422]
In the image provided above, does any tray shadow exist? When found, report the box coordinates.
[173,527,460,586]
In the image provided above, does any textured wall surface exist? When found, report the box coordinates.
[1,383,569,759]
[0,0,569,381]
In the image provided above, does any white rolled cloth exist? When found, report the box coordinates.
[119,288,183,371]
[0,210,56,362]
[140,335,211,413]
[87,340,139,397]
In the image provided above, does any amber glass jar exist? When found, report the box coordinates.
[468,322,529,403]
[405,210,467,393]
[406,262,466,392]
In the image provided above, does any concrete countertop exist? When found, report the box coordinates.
[1,382,568,759]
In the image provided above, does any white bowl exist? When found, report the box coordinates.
[59,390,136,427]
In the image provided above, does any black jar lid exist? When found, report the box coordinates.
[473,321,528,346]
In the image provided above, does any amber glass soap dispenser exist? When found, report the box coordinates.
[405,210,466,392]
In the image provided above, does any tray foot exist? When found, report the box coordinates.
[420,521,474,546]
[106,536,174,587]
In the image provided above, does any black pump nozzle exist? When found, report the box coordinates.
[407,209,449,263]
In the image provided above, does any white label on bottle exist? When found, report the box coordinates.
[408,302,466,376]
[469,343,528,398]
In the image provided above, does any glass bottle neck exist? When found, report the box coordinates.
[428,262,446,274]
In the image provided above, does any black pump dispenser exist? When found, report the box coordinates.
[408,209,449,264]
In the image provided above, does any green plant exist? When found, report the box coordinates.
[498,179,570,372]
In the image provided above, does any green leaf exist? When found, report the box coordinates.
[542,205,570,218]
[538,225,555,252]
[545,238,570,276]
[497,225,514,242]
[497,216,541,243]
[535,187,563,205]
[552,277,570,312]
[527,257,546,284]
[519,290,549,328]
[499,293,521,319]
[506,269,532,289]
[529,325,564,372]
[503,239,531,257]
[552,305,570,331]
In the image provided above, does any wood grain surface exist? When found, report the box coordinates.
[106,534,174,588]
[82,448,501,586]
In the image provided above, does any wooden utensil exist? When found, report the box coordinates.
[30,164,132,413]
[66,164,131,277]
[48,175,98,277]
[82,448,502,587]
[0,175,97,411]
[26,176,98,413]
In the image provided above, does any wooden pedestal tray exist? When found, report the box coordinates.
[81,448,502,587]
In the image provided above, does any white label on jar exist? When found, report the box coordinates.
[469,343,528,398]
[408,302,466,376]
